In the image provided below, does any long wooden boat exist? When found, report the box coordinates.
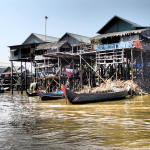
[66,89,128,104]
[39,91,64,101]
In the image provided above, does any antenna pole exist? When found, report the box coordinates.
[45,16,48,41]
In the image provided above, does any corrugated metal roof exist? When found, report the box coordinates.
[67,33,91,44]
[116,16,142,28]
[36,42,55,50]
[59,32,91,44]
[92,29,148,40]
[97,16,144,34]
[51,41,71,49]
[33,33,59,43]
[23,33,59,44]
[36,41,71,50]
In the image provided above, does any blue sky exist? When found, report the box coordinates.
[0,0,150,63]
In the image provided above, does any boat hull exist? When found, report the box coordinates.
[26,91,39,96]
[66,89,128,104]
[39,92,64,101]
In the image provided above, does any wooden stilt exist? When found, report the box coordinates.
[131,49,134,81]
[72,57,75,90]
[90,56,92,87]
[141,50,144,80]
[21,61,23,94]
[72,46,74,53]
[58,57,61,89]
[11,61,13,95]
[34,62,37,82]
[31,61,33,82]
[122,49,125,79]
[88,69,91,87]
[79,52,83,89]
[115,64,118,80]
[60,57,62,89]
[126,56,130,79]
[25,61,27,91]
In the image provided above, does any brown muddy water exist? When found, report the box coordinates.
[0,92,150,150]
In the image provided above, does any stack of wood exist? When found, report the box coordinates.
[77,79,147,95]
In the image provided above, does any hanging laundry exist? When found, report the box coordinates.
[66,69,74,77]
[133,40,143,49]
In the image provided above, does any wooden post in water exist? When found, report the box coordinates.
[25,61,27,91]
[60,57,62,88]
[34,62,37,82]
[122,49,125,79]
[131,49,134,81]
[79,51,83,89]
[58,56,61,89]
[72,57,75,90]
[21,61,23,94]
[115,64,118,80]
[141,50,144,80]
[31,61,33,83]
[90,56,92,87]
[11,61,13,95]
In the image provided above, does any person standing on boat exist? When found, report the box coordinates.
[30,82,38,92]
[61,84,67,98]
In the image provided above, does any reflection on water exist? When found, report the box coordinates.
[0,92,150,150]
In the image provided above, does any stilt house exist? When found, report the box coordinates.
[92,16,150,80]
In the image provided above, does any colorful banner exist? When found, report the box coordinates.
[96,40,142,51]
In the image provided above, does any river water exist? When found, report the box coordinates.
[0,92,150,150]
